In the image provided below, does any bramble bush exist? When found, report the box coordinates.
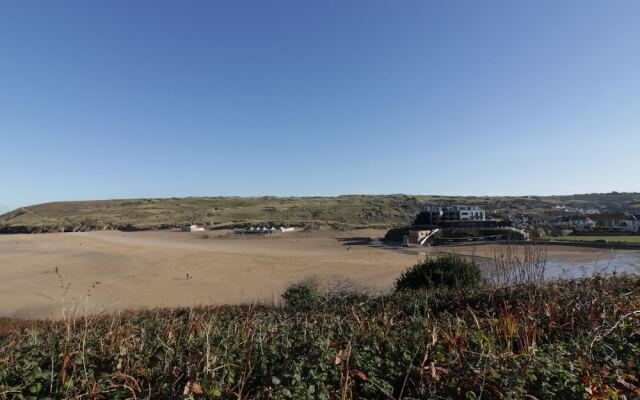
[1,275,639,399]
[394,254,482,290]
[281,278,323,310]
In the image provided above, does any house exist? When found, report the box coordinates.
[181,224,205,232]
[530,216,550,227]
[552,215,596,231]
[587,213,626,228]
[234,226,272,235]
[443,205,486,221]
[622,215,640,232]
[414,206,444,225]
[512,214,529,226]
[401,229,438,246]
[408,230,432,243]
[414,205,486,225]
[233,226,295,235]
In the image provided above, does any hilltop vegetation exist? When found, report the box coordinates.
[1,193,640,233]
[0,274,638,399]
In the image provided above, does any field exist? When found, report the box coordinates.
[546,235,640,243]
[2,193,640,233]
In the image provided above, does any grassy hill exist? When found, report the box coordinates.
[1,193,640,233]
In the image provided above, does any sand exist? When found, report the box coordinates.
[1,229,638,319]
[0,229,421,318]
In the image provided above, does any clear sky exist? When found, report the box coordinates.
[1,1,639,211]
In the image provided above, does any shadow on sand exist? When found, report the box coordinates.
[337,237,394,251]
[337,237,372,246]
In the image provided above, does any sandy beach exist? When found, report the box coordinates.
[0,229,418,318]
[1,229,638,318]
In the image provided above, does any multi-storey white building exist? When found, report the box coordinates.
[442,205,486,221]
[414,205,486,225]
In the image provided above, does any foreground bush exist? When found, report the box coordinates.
[0,276,639,399]
[395,254,482,291]
[281,278,323,310]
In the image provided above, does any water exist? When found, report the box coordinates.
[376,240,640,279]
[545,251,640,279]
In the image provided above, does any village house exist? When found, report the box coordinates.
[511,214,529,226]
[530,216,550,227]
[622,215,640,232]
[181,224,205,232]
[587,213,626,228]
[233,226,295,235]
[401,228,439,246]
[551,215,596,231]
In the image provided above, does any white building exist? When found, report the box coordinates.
[552,215,596,230]
[622,215,640,232]
[442,205,486,221]
[233,226,295,234]
[181,224,205,232]
[512,215,529,226]
[414,205,486,225]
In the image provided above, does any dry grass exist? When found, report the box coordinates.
[3,193,639,232]
[488,244,548,287]
[1,274,639,399]
[546,235,640,244]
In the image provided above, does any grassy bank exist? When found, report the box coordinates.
[0,195,431,232]
[2,193,640,233]
[1,275,639,399]
[545,235,640,243]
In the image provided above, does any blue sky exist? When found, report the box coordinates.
[1,1,639,211]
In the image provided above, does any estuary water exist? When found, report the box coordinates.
[545,250,640,278]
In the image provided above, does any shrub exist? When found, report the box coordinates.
[395,254,482,291]
[1,276,639,399]
[281,278,323,310]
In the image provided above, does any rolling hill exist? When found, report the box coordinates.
[1,193,639,233]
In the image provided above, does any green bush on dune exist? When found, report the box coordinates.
[281,278,323,310]
[395,254,482,291]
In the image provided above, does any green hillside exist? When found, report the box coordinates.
[1,193,639,233]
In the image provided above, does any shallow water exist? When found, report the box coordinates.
[545,251,640,278]
[380,242,640,279]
